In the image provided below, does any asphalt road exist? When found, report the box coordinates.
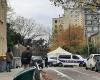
[46,67,100,80]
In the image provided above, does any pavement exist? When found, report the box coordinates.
[0,68,23,80]
[42,67,100,80]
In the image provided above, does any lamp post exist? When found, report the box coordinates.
[85,27,90,56]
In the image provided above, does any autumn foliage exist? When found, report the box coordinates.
[51,25,85,50]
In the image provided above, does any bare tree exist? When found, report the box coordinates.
[7,15,51,40]
[50,0,100,11]
[7,7,51,40]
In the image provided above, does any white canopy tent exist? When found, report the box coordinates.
[47,47,72,57]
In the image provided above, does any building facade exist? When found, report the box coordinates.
[90,32,100,53]
[63,8,84,29]
[84,8,100,37]
[0,0,7,56]
[52,16,64,36]
[52,8,84,33]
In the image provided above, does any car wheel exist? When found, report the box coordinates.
[58,63,63,67]
[95,66,98,72]
[49,63,53,67]
[83,63,86,67]
[79,63,83,67]
[85,66,88,70]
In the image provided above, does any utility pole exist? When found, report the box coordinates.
[69,24,71,46]
[85,27,90,56]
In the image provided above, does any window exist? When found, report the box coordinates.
[75,15,78,17]
[87,27,92,32]
[93,55,100,61]
[50,57,57,60]
[86,15,92,20]
[85,21,92,25]
[55,25,57,28]
[92,15,98,19]
[75,11,78,13]
[72,55,79,59]
[93,27,98,31]
[55,20,57,23]
[71,11,73,13]
[92,20,98,24]
[59,55,71,59]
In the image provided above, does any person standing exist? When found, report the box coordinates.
[45,56,48,67]
[21,46,32,69]
[6,48,13,72]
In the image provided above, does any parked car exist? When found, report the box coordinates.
[31,56,44,69]
[48,57,58,67]
[86,54,100,72]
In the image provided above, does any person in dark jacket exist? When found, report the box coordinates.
[21,46,32,69]
[45,56,48,67]
[6,48,13,72]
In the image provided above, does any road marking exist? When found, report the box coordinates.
[50,67,100,80]
[50,68,74,80]
[71,69,90,76]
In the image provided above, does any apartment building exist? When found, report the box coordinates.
[52,16,64,36]
[90,32,100,53]
[0,0,7,56]
[84,8,100,37]
[52,8,84,37]
[63,8,84,29]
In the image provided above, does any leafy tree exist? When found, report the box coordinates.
[51,25,85,50]
[32,38,49,57]
[7,23,24,48]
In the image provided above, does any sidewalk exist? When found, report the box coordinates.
[0,68,23,80]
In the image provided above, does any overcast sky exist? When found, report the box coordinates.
[9,0,63,28]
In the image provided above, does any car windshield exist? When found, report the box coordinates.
[94,55,100,61]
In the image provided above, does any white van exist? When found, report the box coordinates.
[86,54,100,71]
[58,54,86,67]
[48,54,86,67]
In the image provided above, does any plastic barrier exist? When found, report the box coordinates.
[13,67,36,80]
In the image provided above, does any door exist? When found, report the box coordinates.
[72,55,80,65]
[87,55,92,68]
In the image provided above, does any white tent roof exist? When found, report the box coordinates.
[47,47,72,57]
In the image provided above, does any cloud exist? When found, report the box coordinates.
[9,0,63,27]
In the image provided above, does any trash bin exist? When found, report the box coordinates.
[0,60,6,72]
[13,67,36,80]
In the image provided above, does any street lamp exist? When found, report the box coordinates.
[85,27,90,56]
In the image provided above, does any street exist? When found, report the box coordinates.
[43,67,100,80]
